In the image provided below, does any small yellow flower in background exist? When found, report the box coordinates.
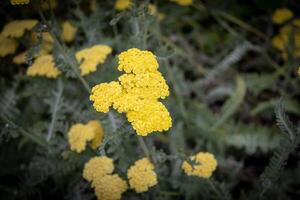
[271,35,286,51]
[68,120,104,153]
[13,51,27,64]
[182,152,218,178]
[83,156,128,200]
[41,0,57,10]
[83,156,114,182]
[26,54,61,78]
[75,45,112,76]
[272,8,294,24]
[148,4,165,21]
[298,67,300,76]
[10,0,30,5]
[170,0,193,6]
[61,21,77,43]
[127,158,157,193]
[0,35,18,57]
[93,174,128,200]
[1,20,38,38]
[90,48,172,136]
[115,0,132,11]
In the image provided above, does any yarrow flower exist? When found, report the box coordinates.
[90,48,172,136]
[170,0,193,6]
[75,45,112,76]
[61,21,77,43]
[26,54,61,78]
[182,152,218,178]
[1,20,38,38]
[127,158,157,193]
[272,8,294,24]
[83,156,128,200]
[115,0,132,11]
[0,35,18,57]
[10,0,30,5]
[67,120,104,153]
[83,156,114,182]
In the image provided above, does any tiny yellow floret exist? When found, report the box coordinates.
[1,20,38,38]
[182,152,218,178]
[115,0,132,11]
[13,51,27,64]
[61,21,77,43]
[11,0,30,5]
[83,156,114,182]
[272,8,294,24]
[26,54,61,78]
[76,45,112,76]
[127,158,157,193]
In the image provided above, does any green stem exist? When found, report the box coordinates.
[137,136,151,159]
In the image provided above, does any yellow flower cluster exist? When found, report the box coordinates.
[271,9,300,59]
[90,48,172,136]
[272,8,294,24]
[67,120,104,153]
[10,0,30,5]
[115,0,132,11]
[1,20,38,38]
[170,0,193,6]
[0,35,18,57]
[182,152,218,178]
[83,156,128,200]
[298,67,300,76]
[75,45,112,76]
[61,21,78,43]
[26,54,61,78]
[127,158,157,193]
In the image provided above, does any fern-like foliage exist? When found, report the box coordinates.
[260,100,300,197]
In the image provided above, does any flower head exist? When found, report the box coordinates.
[76,45,112,76]
[83,156,114,182]
[26,54,61,78]
[94,174,128,200]
[115,0,132,11]
[68,120,104,153]
[170,0,193,6]
[1,20,38,38]
[0,35,18,57]
[10,0,30,5]
[127,158,157,193]
[90,48,172,136]
[13,51,27,64]
[272,8,294,24]
[182,152,218,178]
[61,21,77,43]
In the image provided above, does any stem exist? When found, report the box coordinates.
[37,1,91,93]
[137,136,151,158]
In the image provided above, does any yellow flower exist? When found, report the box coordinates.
[126,101,172,136]
[272,8,294,24]
[115,0,132,11]
[127,158,157,193]
[41,0,57,10]
[148,4,165,21]
[93,174,128,200]
[271,35,286,51]
[61,21,77,43]
[1,20,38,38]
[90,48,172,136]
[118,48,159,74]
[90,81,123,113]
[13,51,27,64]
[0,35,18,57]
[67,124,95,153]
[170,0,193,6]
[87,120,104,149]
[298,67,300,76]
[68,120,104,153]
[182,152,218,178]
[75,45,112,76]
[26,54,61,78]
[10,0,30,5]
[83,156,114,182]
